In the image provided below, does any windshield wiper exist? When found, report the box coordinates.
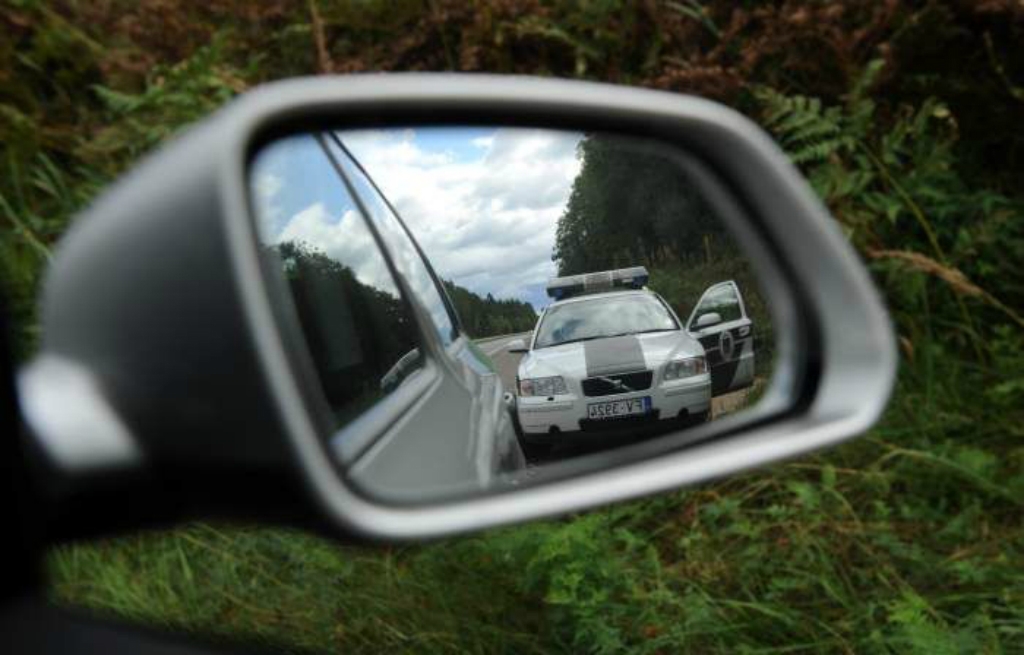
[536,335,605,349]
[601,328,676,339]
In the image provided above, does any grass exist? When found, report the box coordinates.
[49,524,550,654]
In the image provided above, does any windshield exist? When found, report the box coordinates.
[534,293,678,348]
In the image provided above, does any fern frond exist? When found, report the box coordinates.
[91,85,142,113]
[755,87,852,166]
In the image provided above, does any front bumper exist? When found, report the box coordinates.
[517,373,711,439]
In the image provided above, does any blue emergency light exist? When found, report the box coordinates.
[546,266,650,300]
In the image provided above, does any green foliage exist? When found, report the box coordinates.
[85,37,250,161]
[756,87,854,165]
[0,20,251,359]
[552,133,775,375]
[442,281,537,338]
[48,523,549,654]
[553,134,728,276]
[756,70,1024,362]
[5,1,1023,653]
[270,240,423,425]
[648,259,774,376]
[0,150,108,358]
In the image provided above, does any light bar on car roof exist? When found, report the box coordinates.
[546,266,649,300]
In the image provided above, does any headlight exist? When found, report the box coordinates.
[663,356,707,381]
[519,376,568,396]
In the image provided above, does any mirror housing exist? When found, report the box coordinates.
[693,312,722,330]
[18,74,896,542]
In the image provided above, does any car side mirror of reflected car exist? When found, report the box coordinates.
[18,74,895,542]
[693,312,723,330]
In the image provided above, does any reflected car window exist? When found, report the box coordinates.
[325,135,458,347]
[693,284,743,324]
[250,134,423,427]
[534,293,679,349]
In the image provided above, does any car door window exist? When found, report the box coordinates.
[325,135,458,348]
[690,283,744,328]
[250,133,423,428]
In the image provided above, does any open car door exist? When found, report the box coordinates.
[686,280,755,396]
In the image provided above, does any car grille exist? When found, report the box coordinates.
[581,370,654,397]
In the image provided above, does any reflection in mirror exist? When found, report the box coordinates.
[250,127,778,503]
[694,312,723,329]
[506,339,528,354]
[250,135,424,433]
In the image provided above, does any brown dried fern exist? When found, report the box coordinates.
[867,248,1024,329]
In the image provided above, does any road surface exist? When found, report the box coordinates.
[475,332,750,419]
[477,331,532,395]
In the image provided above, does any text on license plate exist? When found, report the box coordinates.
[587,397,652,420]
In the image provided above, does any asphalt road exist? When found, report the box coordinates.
[475,331,751,420]
[477,331,532,395]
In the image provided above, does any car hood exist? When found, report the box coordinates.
[518,330,703,381]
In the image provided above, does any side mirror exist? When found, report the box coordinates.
[19,74,895,542]
[506,339,528,354]
[693,312,722,330]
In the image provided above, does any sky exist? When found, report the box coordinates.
[340,127,584,310]
[252,133,398,297]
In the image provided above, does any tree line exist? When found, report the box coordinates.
[553,134,736,277]
[272,241,536,405]
[550,133,774,370]
[442,280,537,338]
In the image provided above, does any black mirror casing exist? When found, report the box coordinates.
[16,109,320,538]
[18,75,896,542]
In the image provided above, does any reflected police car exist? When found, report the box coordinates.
[508,267,754,446]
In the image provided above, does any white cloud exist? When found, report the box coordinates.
[276,202,393,292]
[471,136,494,149]
[253,171,284,223]
[342,127,582,307]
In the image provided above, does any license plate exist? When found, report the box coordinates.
[587,397,652,420]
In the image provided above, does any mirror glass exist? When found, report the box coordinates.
[250,127,780,503]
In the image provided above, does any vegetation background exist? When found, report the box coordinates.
[2,0,1023,652]
[553,132,776,374]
